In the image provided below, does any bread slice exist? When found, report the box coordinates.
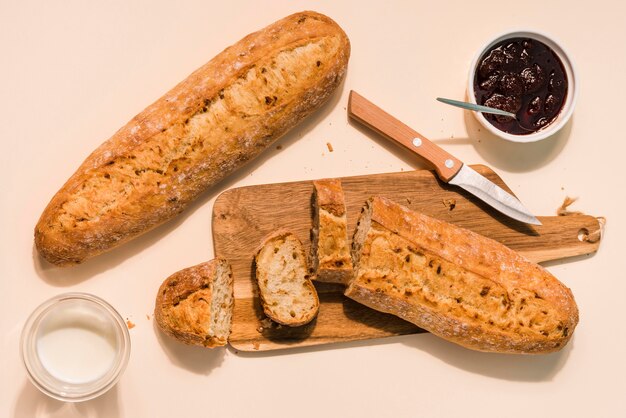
[255,230,319,326]
[310,179,353,284]
[155,259,234,347]
[346,197,579,354]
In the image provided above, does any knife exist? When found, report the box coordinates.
[348,91,541,225]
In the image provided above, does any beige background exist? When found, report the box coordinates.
[1,0,624,417]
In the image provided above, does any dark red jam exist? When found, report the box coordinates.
[474,37,568,135]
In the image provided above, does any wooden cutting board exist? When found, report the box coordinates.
[212,165,601,352]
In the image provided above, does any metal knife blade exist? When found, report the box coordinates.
[348,90,541,225]
[449,165,541,225]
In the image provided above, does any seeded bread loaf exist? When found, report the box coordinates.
[255,230,319,326]
[155,259,234,348]
[310,179,353,284]
[34,11,351,265]
[345,197,579,354]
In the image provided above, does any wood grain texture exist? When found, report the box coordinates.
[212,166,601,352]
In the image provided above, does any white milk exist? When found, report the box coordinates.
[36,302,118,384]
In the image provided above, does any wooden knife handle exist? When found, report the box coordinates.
[348,90,462,181]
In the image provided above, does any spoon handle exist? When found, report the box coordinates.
[436,97,516,118]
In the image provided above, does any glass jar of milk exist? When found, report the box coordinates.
[21,293,131,402]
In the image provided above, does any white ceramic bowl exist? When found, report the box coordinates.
[467,30,577,143]
[21,293,131,402]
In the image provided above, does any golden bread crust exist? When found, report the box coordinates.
[311,179,353,284]
[154,259,233,348]
[345,197,579,354]
[35,11,351,265]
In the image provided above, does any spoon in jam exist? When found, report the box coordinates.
[436,97,516,118]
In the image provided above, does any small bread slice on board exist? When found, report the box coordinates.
[255,230,319,326]
[310,179,353,284]
[155,259,234,347]
[346,197,579,354]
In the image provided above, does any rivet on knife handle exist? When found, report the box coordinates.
[348,90,462,181]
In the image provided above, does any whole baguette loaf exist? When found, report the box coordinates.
[310,179,353,284]
[345,197,579,354]
[155,259,234,348]
[35,11,350,265]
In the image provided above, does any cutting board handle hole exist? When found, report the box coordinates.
[578,226,602,244]
[577,228,590,242]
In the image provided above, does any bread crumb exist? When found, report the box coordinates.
[257,326,264,333]
[126,320,135,329]
[260,318,273,328]
[276,144,283,150]
[443,198,457,211]
[406,198,412,205]
[557,196,582,216]
[146,314,151,320]
[326,142,334,152]
[252,341,260,350]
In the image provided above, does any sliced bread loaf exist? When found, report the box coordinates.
[310,179,353,284]
[255,230,319,326]
[155,259,234,347]
[346,196,579,354]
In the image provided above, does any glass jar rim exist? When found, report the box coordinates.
[20,292,131,402]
